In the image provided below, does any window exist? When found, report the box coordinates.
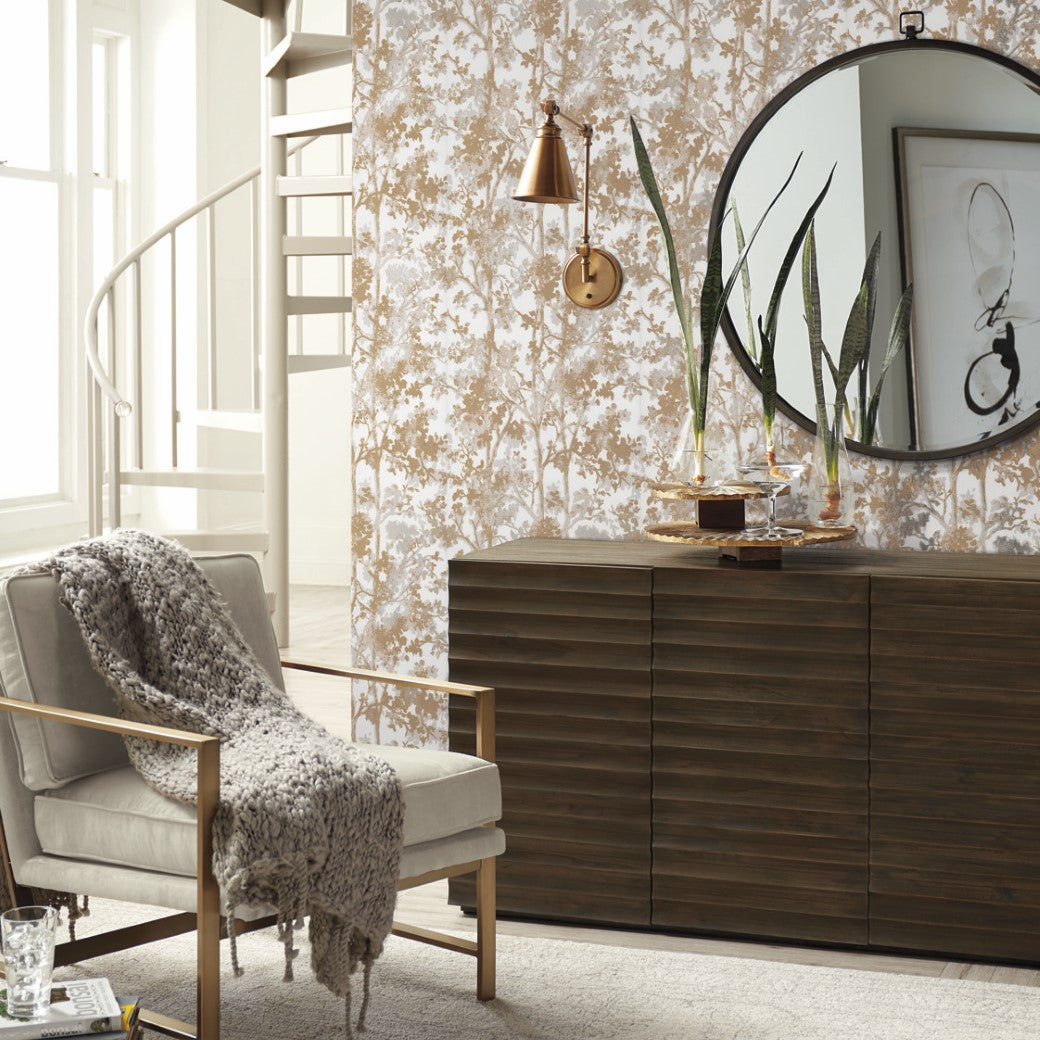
[0,0,61,502]
[0,3,132,533]
[0,0,51,172]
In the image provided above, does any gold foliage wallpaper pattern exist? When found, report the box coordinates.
[351,0,1040,746]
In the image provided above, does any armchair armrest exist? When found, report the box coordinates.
[280,659,496,762]
[0,695,218,750]
[0,695,220,935]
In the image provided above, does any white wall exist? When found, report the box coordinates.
[195,0,262,537]
[137,0,200,530]
[289,369,350,584]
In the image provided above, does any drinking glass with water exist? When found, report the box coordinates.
[1,906,58,1018]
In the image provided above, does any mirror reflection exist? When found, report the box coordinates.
[717,43,1040,458]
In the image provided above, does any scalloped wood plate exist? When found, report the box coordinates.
[645,520,856,548]
[650,480,781,501]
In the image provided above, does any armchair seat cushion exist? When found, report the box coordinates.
[34,745,501,879]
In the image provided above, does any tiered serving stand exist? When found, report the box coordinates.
[646,480,856,566]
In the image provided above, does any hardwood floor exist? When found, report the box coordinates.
[284,583,1040,989]
[283,584,352,741]
[285,585,351,664]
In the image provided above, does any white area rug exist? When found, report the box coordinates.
[64,904,1038,1040]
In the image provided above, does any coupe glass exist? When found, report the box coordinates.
[738,463,807,539]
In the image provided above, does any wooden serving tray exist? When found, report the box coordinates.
[644,520,856,566]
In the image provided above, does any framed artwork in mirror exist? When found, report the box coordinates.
[896,127,1040,450]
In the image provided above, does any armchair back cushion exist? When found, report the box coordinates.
[0,553,283,791]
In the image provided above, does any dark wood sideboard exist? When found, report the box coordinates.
[447,538,1040,964]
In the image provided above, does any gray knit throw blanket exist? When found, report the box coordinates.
[39,530,404,1037]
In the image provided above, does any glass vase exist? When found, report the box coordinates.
[671,411,717,487]
[808,400,855,527]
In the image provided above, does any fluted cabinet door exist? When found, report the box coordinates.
[652,567,870,945]
[448,559,652,925]
[870,575,1040,961]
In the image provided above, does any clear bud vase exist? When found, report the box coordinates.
[671,411,716,487]
[808,399,854,527]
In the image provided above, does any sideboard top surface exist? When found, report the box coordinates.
[453,538,1040,582]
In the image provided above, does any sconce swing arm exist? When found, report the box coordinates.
[541,100,596,285]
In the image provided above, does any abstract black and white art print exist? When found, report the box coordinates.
[897,128,1040,450]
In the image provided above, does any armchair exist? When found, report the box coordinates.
[0,553,502,1040]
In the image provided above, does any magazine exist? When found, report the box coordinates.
[89,995,141,1040]
[0,979,123,1039]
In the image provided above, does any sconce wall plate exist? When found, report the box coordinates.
[563,248,623,309]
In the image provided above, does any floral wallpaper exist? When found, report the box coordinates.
[351,0,1040,747]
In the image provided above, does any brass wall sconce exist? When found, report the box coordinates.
[513,99,623,309]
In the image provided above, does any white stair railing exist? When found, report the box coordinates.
[85,161,264,533]
[82,133,332,536]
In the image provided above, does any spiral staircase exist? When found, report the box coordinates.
[84,0,351,644]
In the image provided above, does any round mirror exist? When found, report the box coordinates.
[713,39,1040,459]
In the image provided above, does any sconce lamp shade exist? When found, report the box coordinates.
[513,121,580,204]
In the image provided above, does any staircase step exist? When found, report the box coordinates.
[270,109,351,138]
[277,175,352,198]
[287,295,352,315]
[167,531,270,553]
[282,235,352,256]
[264,32,353,78]
[288,355,351,374]
[177,408,263,434]
[119,468,264,492]
[219,0,261,15]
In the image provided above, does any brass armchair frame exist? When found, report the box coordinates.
[0,662,496,1040]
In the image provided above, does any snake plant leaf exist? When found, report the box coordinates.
[762,164,836,349]
[705,153,803,356]
[757,314,777,428]
[855,233,883,413]
[697,222,726,428]
[822,341,840,390]
[630,117,695,365]
[832,233,881,413]
[756,164,834,438]
[632,118,800,436]
[836,281,871,409]
[731,200,758,365]
[802,222,828,433]
[691,153,802,433]
[863,282,914,445]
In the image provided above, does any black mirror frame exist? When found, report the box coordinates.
[711,35,1040,461]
